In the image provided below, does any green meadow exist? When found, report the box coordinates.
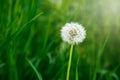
[0,0,120,80]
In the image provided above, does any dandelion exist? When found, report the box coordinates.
[61,22,86,80]
[61,22,86,44]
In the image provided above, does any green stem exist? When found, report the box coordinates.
[66,44,74,80]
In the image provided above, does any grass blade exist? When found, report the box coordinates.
[76,57,79,80]
[0,12,43,48]
[93,33,109,80]
[26,58,43,80]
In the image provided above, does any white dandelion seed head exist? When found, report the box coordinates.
[61,22,86,44]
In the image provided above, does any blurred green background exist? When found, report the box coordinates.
[0,0,120,80]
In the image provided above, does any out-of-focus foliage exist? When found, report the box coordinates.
[0,0,120,80]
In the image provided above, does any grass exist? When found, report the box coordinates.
[0,0,120,80]
[26,58,42,80]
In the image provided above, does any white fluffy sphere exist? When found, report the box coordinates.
[61,22,86,44]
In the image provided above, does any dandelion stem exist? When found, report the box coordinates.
[66,44,74,80]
